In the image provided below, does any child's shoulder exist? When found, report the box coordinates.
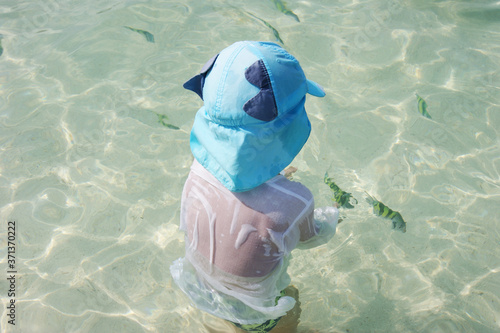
[270,175,313,201]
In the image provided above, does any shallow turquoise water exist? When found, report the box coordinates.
[0,0,499,332]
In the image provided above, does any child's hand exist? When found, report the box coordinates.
[332,202,343,223]
[283,166,298,179]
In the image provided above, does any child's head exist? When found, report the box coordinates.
[184,41,325,192]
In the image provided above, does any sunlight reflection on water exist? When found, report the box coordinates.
[0,0,499,332]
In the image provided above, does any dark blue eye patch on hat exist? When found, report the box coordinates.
[243,60,278,122]
[183,56,278,122]
[183,53,219,100]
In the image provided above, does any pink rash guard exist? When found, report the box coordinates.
[170,160,339,325]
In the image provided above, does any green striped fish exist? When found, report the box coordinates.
[365,192,406,233]
[155,112,180,130]
[271,0,300,22]
[246,12,284,44]
[324,173,357,208]
[416,94,431,119]
[124,26,155,43]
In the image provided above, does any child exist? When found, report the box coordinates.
[171,41,339,333]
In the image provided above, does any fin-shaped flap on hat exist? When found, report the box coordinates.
[243,59,278,122]
[183,53,219,100]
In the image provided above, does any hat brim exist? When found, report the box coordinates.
[306,79,326,97]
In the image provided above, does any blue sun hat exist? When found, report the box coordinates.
[183,41,325,192]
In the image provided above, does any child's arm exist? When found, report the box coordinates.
[296,205,339,249]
